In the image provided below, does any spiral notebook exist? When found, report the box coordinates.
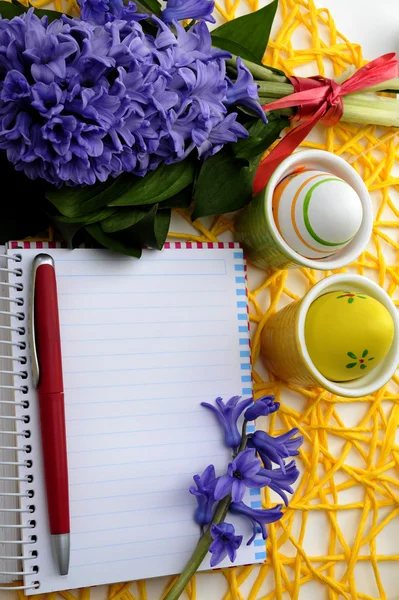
[0,242,264,595]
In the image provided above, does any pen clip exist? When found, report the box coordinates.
[29,254,55,388]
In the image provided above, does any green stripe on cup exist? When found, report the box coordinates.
[303,178,354,247]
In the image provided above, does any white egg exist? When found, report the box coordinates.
[272,169,363,259]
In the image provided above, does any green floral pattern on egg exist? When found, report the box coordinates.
[346,349,375,371]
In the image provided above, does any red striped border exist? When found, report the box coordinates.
[9,241,67,249]
[163,242,239,249]
[10,241,241,250]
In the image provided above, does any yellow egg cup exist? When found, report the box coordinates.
[305,291,395,382]
[261,274,399,398]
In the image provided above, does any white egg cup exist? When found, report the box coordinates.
[261,274,399,398]
[235,150,373,270]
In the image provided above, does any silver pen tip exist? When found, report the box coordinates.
[51,533,70,576]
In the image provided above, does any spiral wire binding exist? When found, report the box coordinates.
[0,253,39,591]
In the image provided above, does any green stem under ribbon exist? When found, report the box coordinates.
[226,56,288,83]
[164,423,249,600]
[255,80,399,128]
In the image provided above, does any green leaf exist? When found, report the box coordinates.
[348,297,354,304]
[211,36,262,65]
[134,0,161,14]
[0,154,50,243]
[360,364,367,370]
[101,208,149,233]
[233,113,290,161]
[346,363,357,369]
[192,149,253,221]
[347,352,357,359]
[85,223,142,258]
[1,1,66,21]
[211,0,278,65]
[113,205,171,250]
[108,160,196,207]
[46,175,133,218]
[140,207,171,250]
[51,208,117,247]
[362,349,369,358]
[157,188,192,210]
[0,1,25,18]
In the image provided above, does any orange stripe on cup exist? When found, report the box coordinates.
[290,173,332,255]
[272,172,299,234]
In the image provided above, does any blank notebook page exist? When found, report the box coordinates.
[9,245,263,594]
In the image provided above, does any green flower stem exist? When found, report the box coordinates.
[256,81,294,97]
[342,94,399,127]
[164,426,249,600]
[163,496,232,600]
[259,98,295,118]
[226,57,288,83]
[358,78,399,93]
[255,79,399,127]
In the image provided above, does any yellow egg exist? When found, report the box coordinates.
[305,291,395,382]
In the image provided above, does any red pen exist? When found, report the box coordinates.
[30,254,70,576]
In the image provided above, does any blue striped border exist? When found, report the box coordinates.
[234,249,265,563]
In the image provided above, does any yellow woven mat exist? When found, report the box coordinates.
[11,0,399,598]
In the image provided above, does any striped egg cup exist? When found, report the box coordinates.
[235,150,373,271]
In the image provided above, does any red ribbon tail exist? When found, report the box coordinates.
[253,114,319,196]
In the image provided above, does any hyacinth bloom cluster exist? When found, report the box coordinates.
[0,0,266,187]
[190,395,303,566]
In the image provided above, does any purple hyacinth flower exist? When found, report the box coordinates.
[78,0,110,24]
[230,501,283,545]
[31,82,65,118]
[209,522,242,567]
[248,429,303,473]
[42,115,77,156]
[214,448,271,503]
[244,396,280,422]
[201,396,253,449]
[226,57,267,123]
[197,113,248,159]
[161,0,216,24]
[1,70,31,102]
[259,460,299,506]
[189,464,218,526]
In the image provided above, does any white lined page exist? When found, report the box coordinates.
[8,247,263,594]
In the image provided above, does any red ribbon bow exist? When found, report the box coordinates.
[253,53,399,195]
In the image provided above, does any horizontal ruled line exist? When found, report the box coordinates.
[67,423,218,439]
[62,319,229,327]
[70,470,196,486]
[72,532,197,552]
[65,392,232,406]
[64,348,229,359]
[65,378,232,391]
[71,491,189,504]
[64,363,230,375]
[60,304,229,311]
[62,334,229,343]
[58,273,225,278]
[68,451,226,469]
[67,438,221,454]
[71,548,192,568]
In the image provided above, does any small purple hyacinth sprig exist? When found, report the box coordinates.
[189,464,218,526]
[201,395,253,450]
[209,522,242,567]
[214,448,271,502]
[164,396,302,600]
